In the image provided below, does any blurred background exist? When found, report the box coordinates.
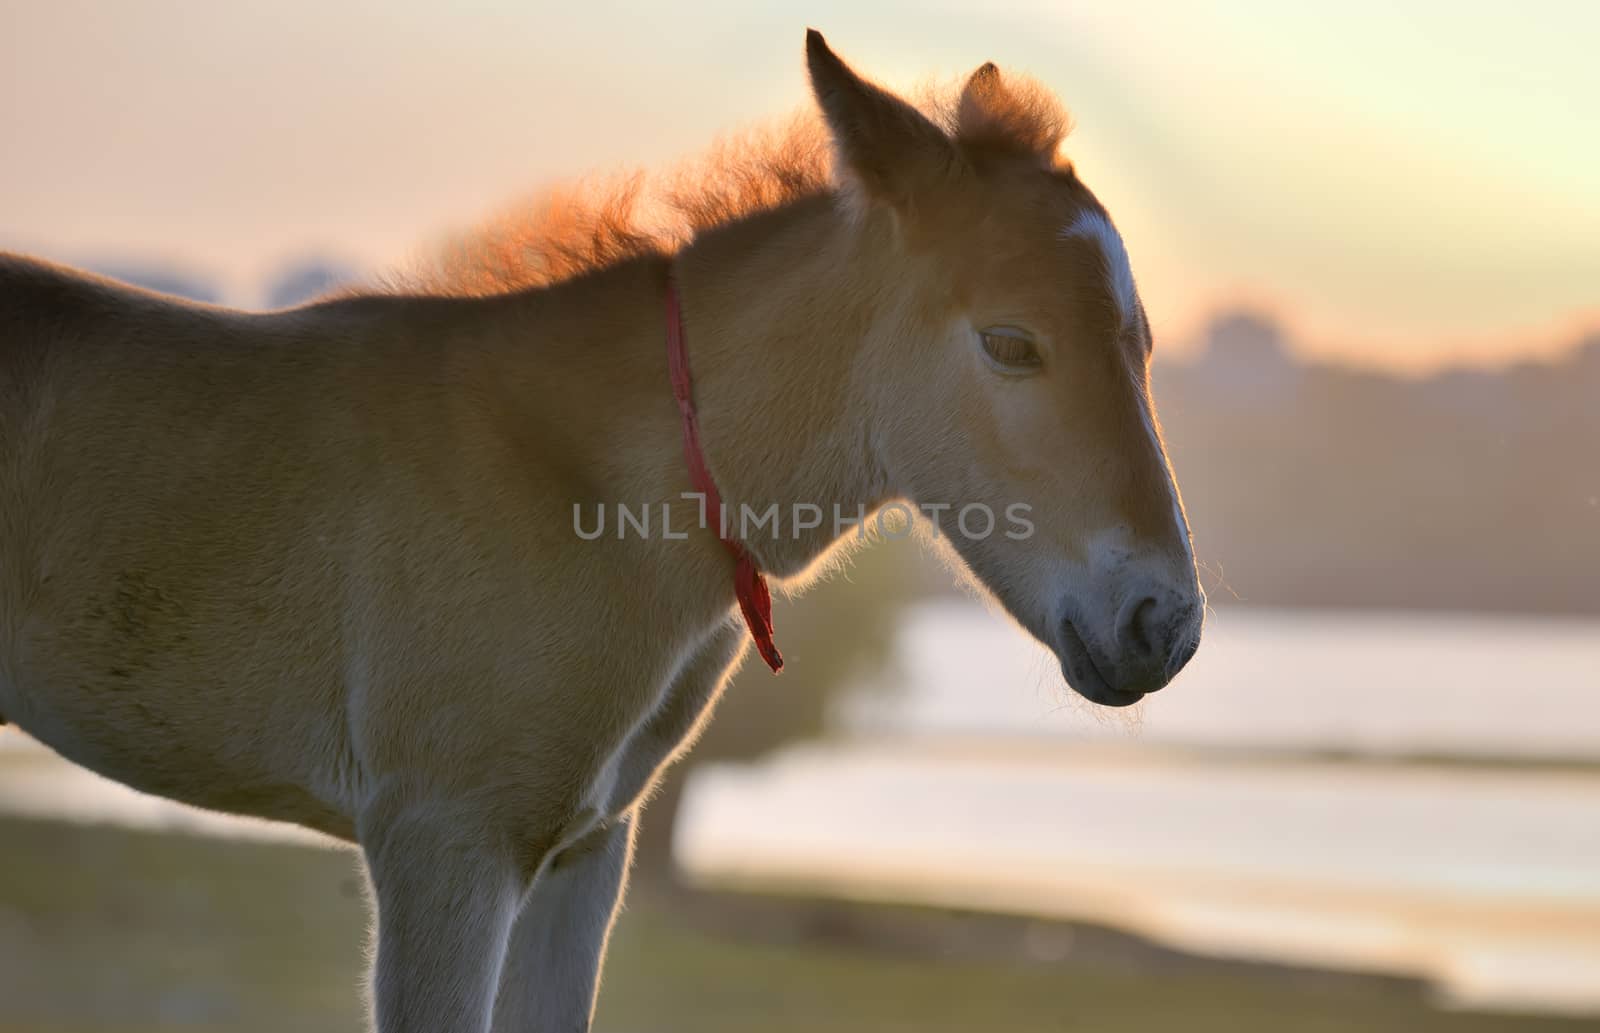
[2,2,1597,1031]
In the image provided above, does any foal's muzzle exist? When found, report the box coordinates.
[1056,587,1203,707]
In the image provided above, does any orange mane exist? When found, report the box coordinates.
[399,75,1070,298]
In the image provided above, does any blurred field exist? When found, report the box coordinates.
[1,816,1591,1033]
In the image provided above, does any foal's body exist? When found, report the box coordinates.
[0,33,1203,1033]
[1,253,746,1026]
[0,254,726,831]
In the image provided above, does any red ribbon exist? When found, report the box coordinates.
[665,274,783,672]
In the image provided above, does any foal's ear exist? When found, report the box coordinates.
[805,30,955,208]
[958,63,1008,135]
[956,60,1069,161]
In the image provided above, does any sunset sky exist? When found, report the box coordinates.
[4,1,1596,369]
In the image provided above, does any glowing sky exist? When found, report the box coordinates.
[4,0,1596,368]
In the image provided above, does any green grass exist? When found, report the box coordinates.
[0,817,368,1033]
[0,816,1590,1033]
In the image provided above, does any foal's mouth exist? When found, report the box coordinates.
[1056,618,1146,708]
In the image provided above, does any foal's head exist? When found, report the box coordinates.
[808,33,1202,705]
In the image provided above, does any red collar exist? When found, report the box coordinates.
[665,274,783,672]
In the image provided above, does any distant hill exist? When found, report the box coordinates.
[262,258,360,308]
[78,255,361,308]
[1157,317,1600,615]
[84,261,222,304]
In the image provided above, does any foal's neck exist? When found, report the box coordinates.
[674,195,895,583]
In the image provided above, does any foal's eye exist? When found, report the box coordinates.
[979,328,1043,372]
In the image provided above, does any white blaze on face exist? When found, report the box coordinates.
[1061,209,1137,333]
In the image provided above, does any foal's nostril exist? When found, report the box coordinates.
[1117,596,1160,659]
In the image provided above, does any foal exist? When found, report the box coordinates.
[0,31,1201,1033]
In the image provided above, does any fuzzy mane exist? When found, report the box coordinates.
[398,73,1070,298]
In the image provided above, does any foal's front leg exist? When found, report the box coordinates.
[491,627,743,1031]
[362,802,526,1033]
[490,817,636,1033]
